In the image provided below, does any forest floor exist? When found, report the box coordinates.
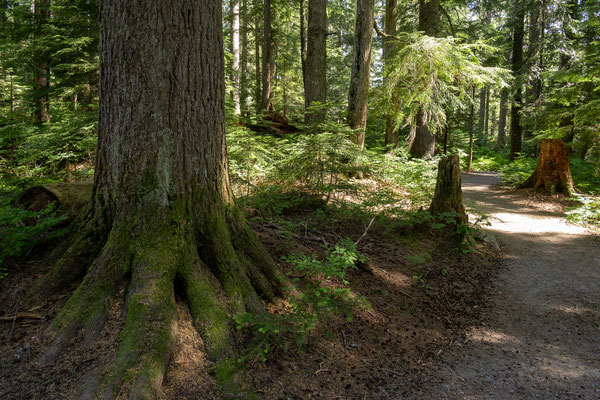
[0,172,598,399]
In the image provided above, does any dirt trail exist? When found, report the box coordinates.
[423,171,600,399]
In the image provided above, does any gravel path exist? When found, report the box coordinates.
[426,171,600,399]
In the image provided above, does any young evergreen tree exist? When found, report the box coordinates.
[33,0,51,124]
[27,2,283,398]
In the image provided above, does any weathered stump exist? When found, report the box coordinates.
[429,154,468,224]
[518,139,575,195]
[17,182,93,220]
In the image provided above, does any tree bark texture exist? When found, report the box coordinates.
[34,0,51,124]
[231,0,241,115]
[519,139,575,195]
[347,0,374,148]
[304,0,327,126]
[509,0,525,160]
[261,0,273,111]
[410,0,440,158]
[484,87,490,143]
[430,154,468,224]
[384,0,399,147]
[27,2,283,398]
[300,0,307,88]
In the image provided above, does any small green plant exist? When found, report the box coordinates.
[412,272,434,296]
[566,195,600,231]
[234,239,369,363]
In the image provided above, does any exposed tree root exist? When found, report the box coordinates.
[28,203,284,399]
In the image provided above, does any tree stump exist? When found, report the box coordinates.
[518,139,575,195]
[429,154,468,224]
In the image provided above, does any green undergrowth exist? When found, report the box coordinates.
[233,239,370,364]
[0,198,68,277]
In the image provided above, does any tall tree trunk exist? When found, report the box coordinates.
[384,0,399,148]
[27,1,283,398]
[300,0,307,87]
[484,86,490,144]
[467,86,475,173]
[260,0,273,112]
[525,0,543,140]
[497,87,508,147]
[240,0,249,113]
[477,86,486,142]
[304,0,327,126]
[254,10,261,112]
[347,0,374,148]
[34,0,51,124]
[410,0,440,157]
[231,0,241,115]
[509,0,525,160]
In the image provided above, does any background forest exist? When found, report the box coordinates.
[1,0,599,265]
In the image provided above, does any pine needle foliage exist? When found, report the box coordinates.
[376,33,510,135]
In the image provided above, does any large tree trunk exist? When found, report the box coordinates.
[509,0,525,160]
[430,154,468,224]
[260,0,273,111]
[347,0,374,148]
[27,1,283,398]
[410,0,440,158]
[519,139,575,195]
[304,0,327,126]
[477,86,486,142]
[384,0,399,148]
[300,0,307,93]
[34,0,51,124]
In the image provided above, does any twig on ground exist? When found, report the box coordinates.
[355,216,376,246]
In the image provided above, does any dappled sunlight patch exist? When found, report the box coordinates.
[467,327,522,346]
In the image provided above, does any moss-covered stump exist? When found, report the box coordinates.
[17,182,92,220]
[518,139,575,195]
[429,154,468,224]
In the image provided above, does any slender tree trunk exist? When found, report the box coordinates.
[509,0,525,160]
[231,0,241,115]
[304,0,327,126]
[254,10,261,112]
[260,0,273,112]
[477,86,486,142]
[384,0,399,148]
[240,0,249,113]
[347,0,374,148]
[34,0,51,124]
[10,74,14,113]
[467,86,475,173]
[300,0,307,87]
[27,2,283,398]
[484,86,490,144]
[497,87,508,147]
[525,0,543,140]
[410,0,440,157]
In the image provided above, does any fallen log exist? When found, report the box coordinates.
[17,182,92,220]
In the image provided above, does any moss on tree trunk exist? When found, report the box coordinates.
[25,2,284,399]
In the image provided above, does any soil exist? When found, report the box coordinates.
[0,172,598,399]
